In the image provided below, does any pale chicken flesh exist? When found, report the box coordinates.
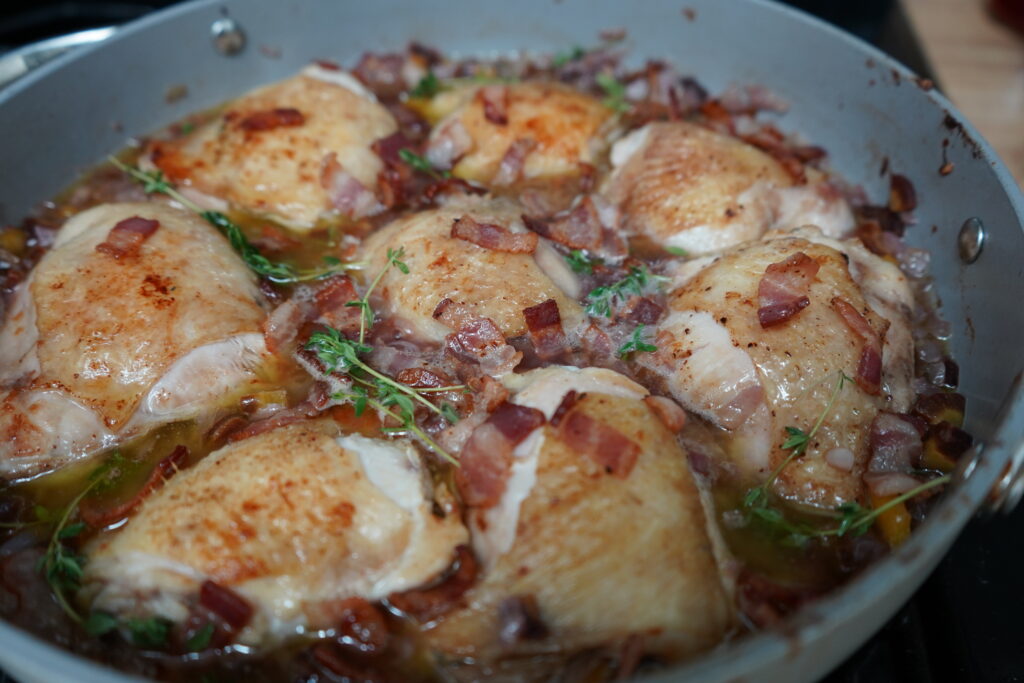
[81,420,468,645]
[642,231,914,508]
[147,65,398,231]
[423,366,736,663]
[0,203,273,479]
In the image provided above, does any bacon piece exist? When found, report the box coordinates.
[388,545,478,621]
[435,299,523,375]
[757,252,820,328]
[498,595,548,646]
[549,390,581,427]
[308,597,390,654]
[320,152,383,219]
[467,374,510,412]
[522,299,568,360]
[644,395,686,432]
[371,131,415,169]
[888,174,917,212]
[456,402,545,507]
[426,118,472,170]
[351,52,407,97]
[200,580,254,629]
[619,296,663,325]
[263,299,309,354]
[558,409,640,478]
[79,445,189,529]
[227,405,316,443]
[831,297,885,395]
[478,85,509,125]
[313,275,362,333]
[521,197,603,251]
[95,216,159,259]
[238,107,305,132]
[451,215,538,254]
[395,367,447,389]
[492,137,537,186]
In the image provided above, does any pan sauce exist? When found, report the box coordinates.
[0,40,970,681]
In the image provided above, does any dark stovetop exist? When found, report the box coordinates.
[0,1,1021,682]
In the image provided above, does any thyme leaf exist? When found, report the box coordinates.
[584,266,666,318]
[410,71,443,98]
[398,148,450,179]
[617,324,658,359]
[564,249,602,275]
[596,72,630,113]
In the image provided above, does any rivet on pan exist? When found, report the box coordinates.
[958,217,985,264]
[211,18,246,56]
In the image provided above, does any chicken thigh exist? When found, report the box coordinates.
[640,230,914,508]
[0,203,273,479]
[81,420,467,646]
[147,64,398,231]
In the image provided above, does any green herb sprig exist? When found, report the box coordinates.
[596,72,630,113]
[108,157,355,284]
[617,324,657,359]
[564,249,602,275]
[398,148,451,180]
[584,266,667,318]
[552,45,586,68]
[346,247,408,345]
[410,71,443,98]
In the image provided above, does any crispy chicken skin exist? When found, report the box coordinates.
[603,122,853,255]
[425,82,611,185]
[147,65,398,231]
[0,203,272,479]
[425,367,736,663]
[359,196,583,343]
[81,421,468,645]
[641,230,913,508]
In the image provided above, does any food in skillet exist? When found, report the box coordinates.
[0,38,971,681]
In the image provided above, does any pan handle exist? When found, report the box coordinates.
[978,372,1024,514]
[0,26,115,91]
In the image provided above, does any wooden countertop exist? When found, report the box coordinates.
[902,0,1024,187]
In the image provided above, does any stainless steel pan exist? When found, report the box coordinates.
[0,1,1021,681]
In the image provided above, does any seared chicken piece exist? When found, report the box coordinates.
[423,82,611,186]
[425,366,735,664]
[81,420,467,645]
[147,65,398,231]
[641,230,913,508]
[603,122,853,255]
[0,203,272,479]
[359,196,583,343]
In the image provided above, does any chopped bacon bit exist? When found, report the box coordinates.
[757,251,820,327]
[426,118,473,170]
[737,568,820,628]
[321,152,383,219]
[263,299,309,354]
[492,137,538,186]
[422,176,487,203]
[523,299,568,360]
[558,409,640,478]
[227,406,316,443]
[314,597,390,654]
[313,275,362,332]
[388,545,478,621]
[351,53,406,98]
[498,595,548,646]
[549,390,581,427]
[831,297,885,394]
[521,197,603,251]
[371,131,415,169]
[313,59,341,71]
[238,107,305,132]
[435,299,523,374]
[206,414,250,448]
[451,215,538,254]
[395,367,448,389]
[644,395,686,432]
[888,174,917,212]
[478,85,509,125]
[446,317,507,358]
[468,374,510,412]
[620,296,663,325]
[457,402,545,507]
[95,216,159,259]
[79,445,189,528]
[200,580,254,629]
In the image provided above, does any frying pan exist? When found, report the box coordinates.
[0,0,1021,681]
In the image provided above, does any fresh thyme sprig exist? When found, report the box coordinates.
[346,247,408,345]
[595,72,630,113]
[552,45,586,68]
[564,249,602,275]
[107,156,356,284]
[305,327,462,465]
[584,266,667,318]
[617,324,658,359]
[398,148,451,180]
[410,71,443,98]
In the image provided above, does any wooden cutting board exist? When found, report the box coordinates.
[901,0,1024,188]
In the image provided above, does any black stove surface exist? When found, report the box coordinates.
[0,1,1021,682]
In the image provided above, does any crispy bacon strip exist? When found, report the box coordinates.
[620,296,663,325]
[757,251,820,327]
[238,107,305,131]
[832,297,884,395]
[558,408,640,478]
[451,215,538,254]
[79,445,189,528]
[521,197,603,251]
[388,545,479,621]
[478,85,509,125]
[644,395,686,432]
[200,580,254,629]
[492,137,537,186]
[313,275,362,333]
[320,152,382,219]
[456,402,545,507]
[523,299,568,360]
[95,216,159,259]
